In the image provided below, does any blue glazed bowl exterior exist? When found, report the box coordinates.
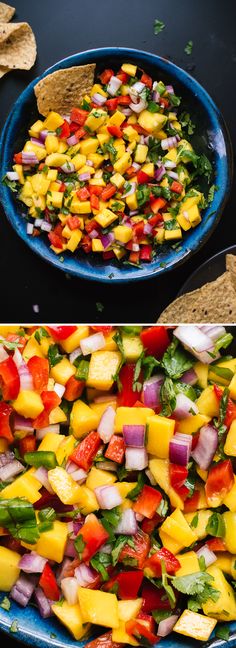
[0,47,233,282]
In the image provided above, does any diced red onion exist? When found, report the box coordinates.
[0,451,15,467]
[22,151,39,165]
[145,468,157,486]
[191,424,218,470]
[67,134,79,146]
[168,171,179,180]
[175,432,193,447]
[65,539,77,558]
[125,447,148,470]
[78,172,91,182]
[97,405,116,443]
[11,574,36,607]
[132,243,140,252]
[142,374,164,408]
[199,325,226,342]
[61,577,78,605]
[34,466,54,493]
[107,76,122,96]
[41,221,52,232]
[130,98,147,113]
[132,81,146,93]
[92,92,107,105]
[6,171,19,181]
[155,165,166,181]
[74,563,97,586]
[30,137,45,147]
[143,135,151,145]
[169,438,191,466]
[66,460,78,474]
[0,459,24,481]
[143,222,153,235]
[114,508,137,535]
[18,362,33,391]
[100,543,112,554]
[36,424,60,440]
[56,557,72,585]
[174,326,218,364]
[95,484,122,509]
[54,382,66,398]
[173,393,198,420]
[180,369,197,385]
[80,332,105,356]
[123,424,145,448]
[158,615,179,637]
[120,107,132,116]
[132,162,141,171]
[71,468,87,483]
[166,85,174,95]
[27,223,34,235]
[164,160,176,169]
[19,551,47,573]
[152,90,160,103]
[61,162,75,174]
[14,414,34,432]
[88,229,99,239]
[196,544,216,567]
[98,461,117,472]
[161,136,178,151]
[0,344,8,361]
[69,347,82,364]
[129,210,138,216]
[35,218,43,227]
[34,586,52,618]
[39,129,50,142]
[86,159,94,167]
[122,182,137,198]
[101,232,115,249]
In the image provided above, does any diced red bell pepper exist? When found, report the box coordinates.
[13,152,23,164]
[77,186,90,201]
[6,334,27,350]
[141,512,161,535]
[205,459,234,501]
[133,400,146,408]
[137,170,151,184]
[105,98,119,111]
[89,185,103,196]
[33,391,61,429]
[64,376,85,401]
[170,464,188,489]
[19,434,36,457]
[27,356,49,394]
[149,213,164,227]
[140,326,170,359]
[106,571,143,599]
[173,484,190,501]
[59,181,66,193]
[160,97,169,109]
[67,216,82,230]
[103,251,115,260]
[206,538,226,552]
[91,326,113,334]
[39,562,60,601]
[137,612,156,633]
[150,197,167,213]
[86,631,122,648]
[141,582,171,613]
[126,619,158,645]
[140,73,153,89]
[48,231,63,249]
[170,181,183,194]
[144,547,180,578]
[85,218,100,234]
[90,193,100,210]
[99,69,114,84]
[81,234,92,254]
[116,71,129,83]
[69,121,81,133]
[140,245,152,262]
[184,490,200,513]
[70,108,89,126]
[125,166,138,179]
[69,431,101,471]
[74,127,87,140]
[133,485,162,519]
[117,363,142,407]
[129,251,140,264]
[107,125,123,138]
[117,95,131,105]
[48,326,77,340]
[78,513,109,561]
[0,357,20,400]
[119,529,150,569]
[132,221,144,238]
[0,402,13,442]
[105,435,125,464]
[59,120,70,139]
[214,385,236,428]
[101,184,117,201]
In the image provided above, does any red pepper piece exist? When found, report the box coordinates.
[64,376,85,401]
[105,435,125,464]
[39,563,60,601]
[140,326,170,359]
[133,485,162,519]
[69,431,101,471]
[0,402,14,442]
[27,356,49,393]
[0,357,20,400]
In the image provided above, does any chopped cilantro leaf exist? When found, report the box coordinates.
[185,40,193,55]
[154,19,165,34]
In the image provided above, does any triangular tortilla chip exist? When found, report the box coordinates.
[226,254,236,290]
[0,2,15,22]
[0,22,36,69]
[157,272,236,323]
[34,64,96,116]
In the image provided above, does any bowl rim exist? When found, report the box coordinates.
[0,46,233,284]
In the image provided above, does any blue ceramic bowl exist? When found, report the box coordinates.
[0,47,233,283]
[0,592,235,648]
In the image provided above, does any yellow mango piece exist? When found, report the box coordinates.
[135,144,148,163]
[121,63,137,76]
[50,358,76,385]
[78,588,119,628]
[223,475,236,511]
[121,335,143,361]
[116,482,137,499]
[45,152,70,167]
[115,406,154,433]
[31,173,50,195]
[23,141,46,161]
[85,109,107,132]
[60,326,89,353]
[173,609,216,641]
[0,471,41,503]
[92,239,104,252]
[56,436,76,466]
[184,510,212,539]
[188,204,201,227]
[95,208,118,228]
[67,230,82,252]
[224,420,236,456]
[118,598,143,621]
[177,212,191,232]
[46,190,63,209]
[138,110,167,135]
[80,138,99,155]
[125,192,138,211]
[165,228,182,241]
[108,110,126,127]
[110,172,125,188]
[113,225,133,244]
[49,407,67,424]
[28,119,44,137]
[214,552,232,575]
[52,600,89,640]
[86,466,117,491]
[43,111,64,130]
[0,546,21,591]
[48,467,81,504]
[70,400,99,438]
[87,350,121,391]
[177,413,211,435]
[13,390,43,419]
[175,551,200,577]
[38,433,65,452]
[75,485,98,514]
[22,519,67,563]
[113,152,131,175]
[90,400,117,419]
[146,415,175,458]
[0,438,9,453]
[159,530,183,555]
[112,621,138,645]
[223,511,236,553]
[209,359,236,387]
[45,134,59,154]
[23,336,44,361]
[203,566,236,620]
[194,362,209,389]
[161,508,197,547]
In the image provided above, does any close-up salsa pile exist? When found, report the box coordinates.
[4,63,213,267]
[0,324,236,646]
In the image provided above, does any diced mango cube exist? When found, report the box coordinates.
[134,144,148,163]
[87,350,121,391]
[203,565,236,620]
[43,111,64,130]
[175,551,200,577]
[78,588,119,628]
[50,358,76,385]
[95,208,118,228]
[85,109,107,132]
[138,110,167,135]
[0,546,21,591]
[113,225,133,244]
[52,600,89,640]
[86,466,117,491]
[110,173,125,188]
[173,609,217,641]
[45,134,59,154]
[147,415,175,458]
[22,519,68,562]
[115,407,154,433]
[70,400,99,438]
[113,153,131,175]
[121,63,137,77]
[13,390,44,419]
[48,467,82,504]
[161,508,197,547]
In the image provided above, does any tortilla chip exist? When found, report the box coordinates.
[0,22,36,69]
[0,2,15,22]
[157,272,236,323]
[0,64,9,77]
[226,254,236,290]
[34,64,96,116]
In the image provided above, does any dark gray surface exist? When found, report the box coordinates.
[0,0,235,322]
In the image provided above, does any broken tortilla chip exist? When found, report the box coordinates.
[0,2,15,22]
[0,64,9,77]
[0,22,36,69]
[34,64,96,116]
[157,271,236,323]
[226,254,236,290]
